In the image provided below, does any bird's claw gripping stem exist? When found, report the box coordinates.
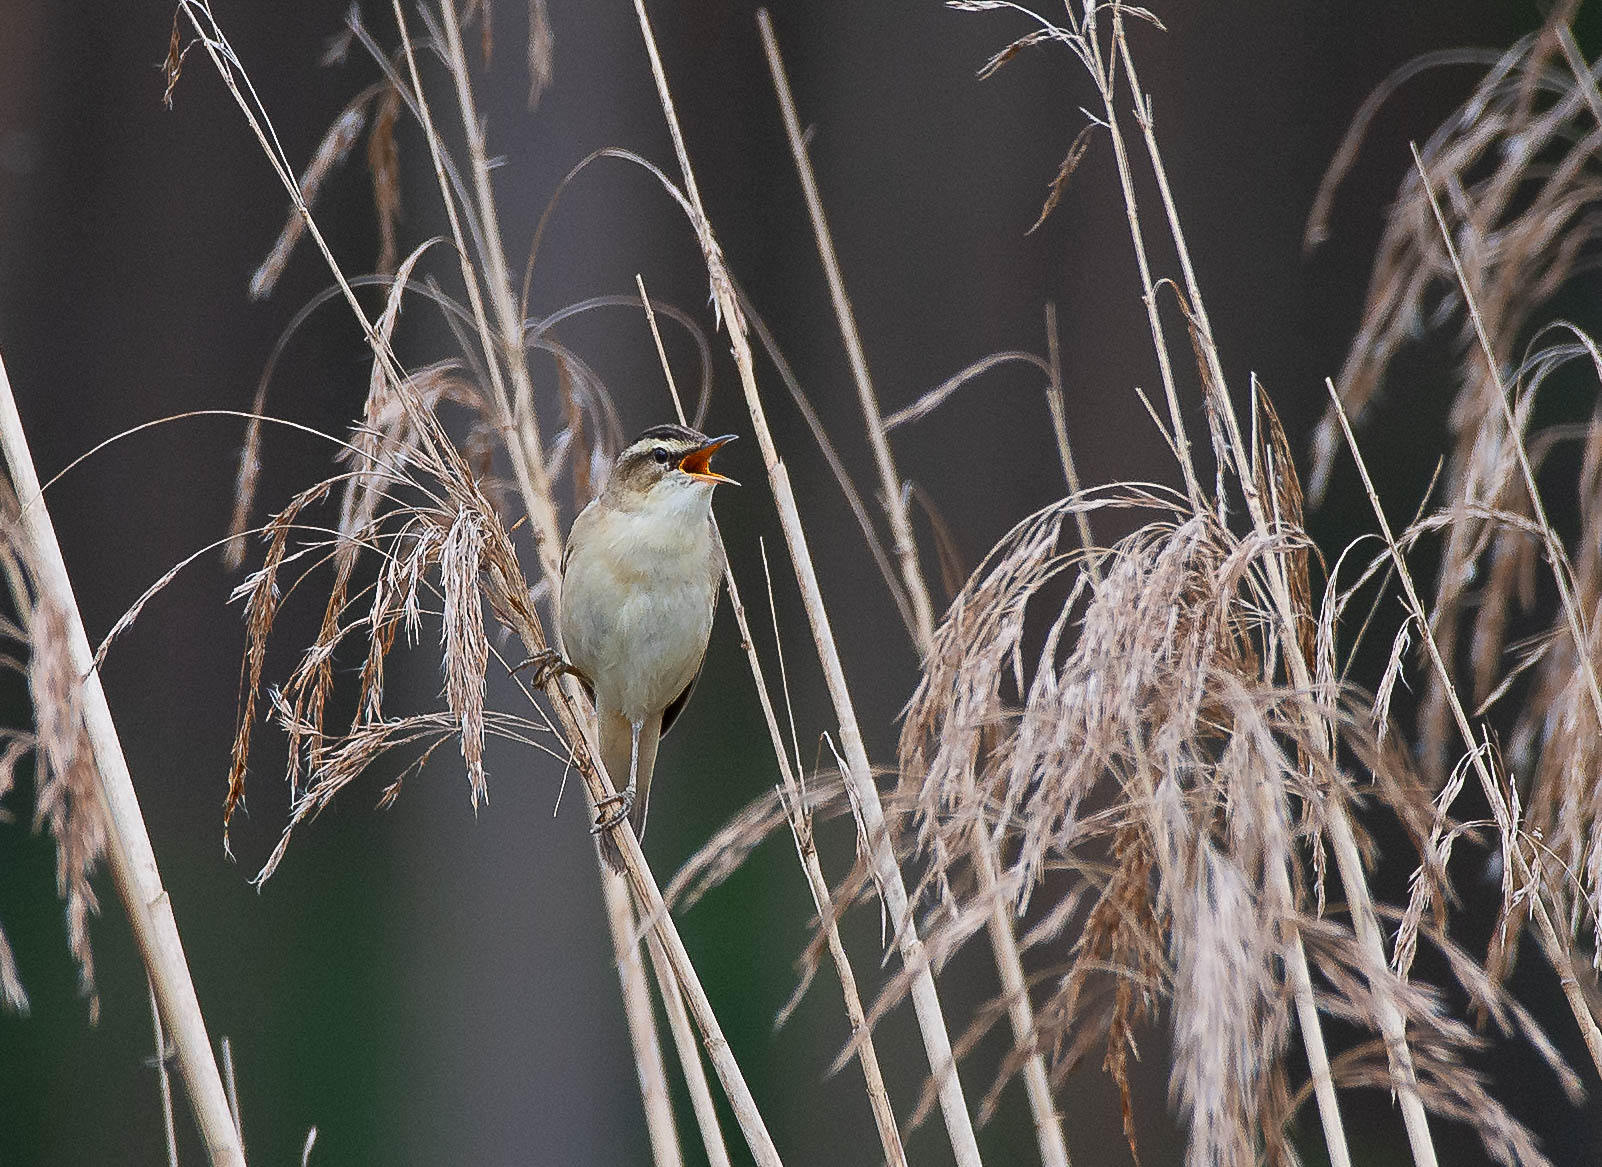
[510,648,574,688]
[591,786,636,835]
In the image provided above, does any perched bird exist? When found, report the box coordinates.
[557,424,737,871]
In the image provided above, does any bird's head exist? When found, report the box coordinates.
[606,424,739,511]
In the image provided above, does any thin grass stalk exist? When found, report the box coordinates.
[757,15,1066,1165]
[646,930,733,1167]
[640,276,909,1167]
[1042,303,1095,565]
[739,527,908,1167]
[582,751,783,1165]
[1387,146,1602,1076]
[973,840,1071,1167]
[1081,7,1200,513]
[149,978,181,1167]
[178,7,775,1156]
[431,0,564,583]
[390,10,698,1148]
[1096,12,1385,1164]
[609,873,684,1167]
[755,9,936,655]
[177,2,412,407]
[490,566,783,1164]
[492,586,783,1165]
[1285,933,1351,1167]
[1328,378,1602,1082]
[389,0,556,578]
[0,354,246,1167]
[631,3,982,1162]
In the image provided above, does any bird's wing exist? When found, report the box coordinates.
[659,654,702,740]
[662,546,722,740]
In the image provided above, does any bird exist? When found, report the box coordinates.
[555,424,737,872]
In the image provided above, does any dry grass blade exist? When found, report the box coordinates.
[0,490,104,1022]
[758,9,937,655]
[639,274,909,1167]
[0,351,247,1166]
[1307,0,1602,1079]
[634,0,981,1160]
[251,97,371,300]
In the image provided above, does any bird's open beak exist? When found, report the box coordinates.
[679,434,739,485]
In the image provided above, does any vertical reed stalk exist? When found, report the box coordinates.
[179,6,776,1158]
[608,874,684,1167]
[0,353,246,1167]
[646,930,733,1167]
[1042,304,1095,564]
[391,6,698,1147]
[432,0,564,583]
[754,9,936,654]
[391,0,561,579]
[632,3,983,1162]
[639,275,909,1167]
[1092,10,1385,1163]
[1082,9,1200,512]
[759,15,1068,1163]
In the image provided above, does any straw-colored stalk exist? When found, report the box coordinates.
[631,2,983,1162]
[1089,6,1424,1163]
[388,5,687,1152]
[1349,146,1602,1078]
[645,929,732,1167]
[0,353,246,1167]
[608,874,683,1167]
[639,274,909,1166]
[178,5,780,1161]
[757,13,1068,1165]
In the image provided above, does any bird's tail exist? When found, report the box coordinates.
[596,707,661,874]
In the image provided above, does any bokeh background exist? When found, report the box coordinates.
[2,2,1598,1164]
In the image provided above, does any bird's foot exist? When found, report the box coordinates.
[510,648,573,687]
[591,786,636,835]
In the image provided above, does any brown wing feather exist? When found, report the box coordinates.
[659,654,703,740]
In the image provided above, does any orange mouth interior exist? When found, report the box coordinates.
[679,436,738,485]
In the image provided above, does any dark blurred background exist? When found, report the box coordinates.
[1,2,1597,1164]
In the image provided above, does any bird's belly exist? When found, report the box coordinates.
[561,553,714,723]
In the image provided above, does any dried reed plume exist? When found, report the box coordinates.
[756,2,1593,1163]
[224,324,550,880]
[175,0,795,1160]
[0,479,106,1020]
[1312,0,1602,1022]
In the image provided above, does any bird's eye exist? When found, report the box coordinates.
[653,447,671,465]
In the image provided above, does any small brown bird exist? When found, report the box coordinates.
[557,424,737,871]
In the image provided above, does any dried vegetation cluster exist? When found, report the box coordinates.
[6,1,1602,1166]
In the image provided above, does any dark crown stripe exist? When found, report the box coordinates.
[633,423,706,445]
